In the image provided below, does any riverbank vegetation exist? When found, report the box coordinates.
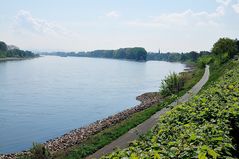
[160,72,185,97]
[99,38,239,158]
[102,60,239,159]
[43,48,209,63]
[43,47,147,61]
[41,38,239,65]
[147,51,210,62]
[0,41,38,58]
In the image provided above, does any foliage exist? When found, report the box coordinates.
[0,41,7,51]
[212,38,238,63]
[237,39,239,51]
[197,55,213,68]
[160,72,184,97]
[30,143,51,159]
[0,41,38,58]
[46,47,147,61]
[204,59,235,90]
[0,49,38,58]
[44,49,211,63]
[147,51,210,62]
[101,61,239,159]
[18,143,51,159]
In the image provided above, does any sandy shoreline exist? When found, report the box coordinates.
[0,92,162,159]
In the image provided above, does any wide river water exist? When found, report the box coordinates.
[0,56,185,153]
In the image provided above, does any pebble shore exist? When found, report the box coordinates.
[0,92,162,159]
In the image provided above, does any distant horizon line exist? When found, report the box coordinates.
[30,49,211,54]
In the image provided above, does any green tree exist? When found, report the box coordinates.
[236,39,239,52]
[131,47,147,61]
[0,41,7,51]
[197,55,213,68]
[188,51,199,62]
[212,38,238,62]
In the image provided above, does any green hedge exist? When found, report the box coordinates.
[102,62,239,159]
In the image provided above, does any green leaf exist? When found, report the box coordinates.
[198,152,207,159]
[130,153,139,159]
[211,137,223,141]
[201,98,207,103]
[189,133,197,141]
[208,148,219,159]
[201,145,209,150]
[154,152,160,159]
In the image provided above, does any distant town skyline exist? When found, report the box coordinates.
[0,0,239,52]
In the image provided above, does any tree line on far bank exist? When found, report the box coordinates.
[46,47,147,61]
[0,41,38,58]
[44,38,238,63]
[44,49,210,62]
[147,51,210,62]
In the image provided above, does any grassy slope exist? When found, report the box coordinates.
[52,67,204,159]
[101,60,239,159]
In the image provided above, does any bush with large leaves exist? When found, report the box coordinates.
[102,62,239,159]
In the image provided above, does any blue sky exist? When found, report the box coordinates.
[0,0,239,52]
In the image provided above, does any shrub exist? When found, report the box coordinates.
[197,55,213,68]
[160,72,184,97]
[212,38,238,63]
[29,143,51,159]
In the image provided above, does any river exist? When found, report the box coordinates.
[0,56,185,153]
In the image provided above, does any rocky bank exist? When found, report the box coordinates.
[0,92,162,159]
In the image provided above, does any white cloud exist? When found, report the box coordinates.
[9,10,83,51]
[232,1,239,14]
[13,10,70,37]
[216,0,231,6]
[128,6,224,28]
[105,11,120,18]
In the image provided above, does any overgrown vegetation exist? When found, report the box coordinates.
[212,38,238,63]
[30,143,51,159]
[18,143,51,159]
[100,37,239,158]
[101,60,239,159]
[160,72,184,97]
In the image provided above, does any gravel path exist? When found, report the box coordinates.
[86,65,210,159]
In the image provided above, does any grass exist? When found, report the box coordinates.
[179,67,204,96]
[54,100,171,159]
[204,60,236,89]
[52,65,204,159]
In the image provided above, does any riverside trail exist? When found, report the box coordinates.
[87,65,210,159]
